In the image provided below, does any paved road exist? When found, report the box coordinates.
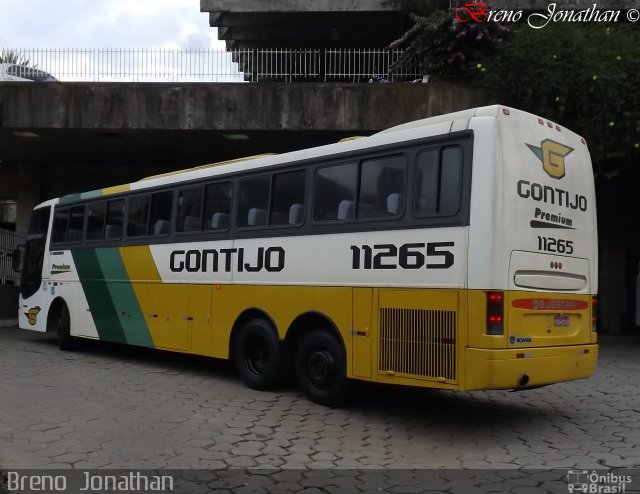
[1,326,639,492]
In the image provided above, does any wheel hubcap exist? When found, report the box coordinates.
[307,349,335,389]
[246,337,270,375]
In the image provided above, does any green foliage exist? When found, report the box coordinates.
[0,49,32,66]
[477,23,640,176]
[389,9,510,80]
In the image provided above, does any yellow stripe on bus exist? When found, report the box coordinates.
[140,154,276,181]
[119,246,162,348]
[102,184,131,196]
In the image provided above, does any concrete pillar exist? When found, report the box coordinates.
[15,163,43,236]
[598,230,627,333]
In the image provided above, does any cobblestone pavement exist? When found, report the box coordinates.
[1,326,639,492]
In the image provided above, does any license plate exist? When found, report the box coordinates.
[553,315,570,327]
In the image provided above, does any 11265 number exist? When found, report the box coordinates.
[537,236,573,255]
[350,242,454,270]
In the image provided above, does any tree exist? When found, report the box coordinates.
[0,49,33,66]
[388,8,511,80]
[477,23,640,177]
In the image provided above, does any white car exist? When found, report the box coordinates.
[0,63,56,81]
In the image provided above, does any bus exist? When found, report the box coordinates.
[14,105,598,406]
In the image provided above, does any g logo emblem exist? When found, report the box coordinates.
[25,307,41,326]
[526,139,574,180]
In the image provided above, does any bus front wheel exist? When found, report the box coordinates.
[52,303,78,351]
[233,319,291,391]
[296,329,347,407]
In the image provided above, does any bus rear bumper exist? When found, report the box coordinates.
[464,344,598,391]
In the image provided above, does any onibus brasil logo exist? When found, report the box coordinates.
[567,470,632,493]
[526,139,574,179]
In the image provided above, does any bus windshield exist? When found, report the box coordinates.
[21,207,50,298]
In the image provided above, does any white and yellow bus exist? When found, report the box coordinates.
[15,105,598,406]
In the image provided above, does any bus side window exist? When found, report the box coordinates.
[270,171,306,226]
[127,196,150,237]
[177,186,203,233]
[148,191,173,236]
[358,155,406,219]
[439,147,463,215]
[105,200,125,240]
[67,206,85,242]
[204,181,233,231]
[237,177,270,228]
[313,163,358,222]
[415,150,439,216]
[52,209,69,243]
[414,146,463,217]
[87,202,107,240]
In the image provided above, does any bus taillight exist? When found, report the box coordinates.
[592,295,597,332]
[486,291,504,335]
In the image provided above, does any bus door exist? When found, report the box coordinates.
[352,287,372,378]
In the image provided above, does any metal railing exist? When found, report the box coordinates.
[1,48,421,83]
[0,228,22,286]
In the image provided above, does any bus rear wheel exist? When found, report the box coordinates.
[233,319,291,391]
[296,329,347,407]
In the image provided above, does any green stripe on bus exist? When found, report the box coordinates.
[72,248,127,343]
[94,249,153,347]
[59,189,102,205]
[72,248,152,346]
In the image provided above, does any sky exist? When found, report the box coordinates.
[0,0,223,49]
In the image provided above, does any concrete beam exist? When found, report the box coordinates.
[490,0,634,8]
[209,11,223,27]
[0,82,482,132]
[201,0,402,13]
[203,3,407,49]
[217,25,395,46]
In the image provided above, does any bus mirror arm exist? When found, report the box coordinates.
[11,245,24,273]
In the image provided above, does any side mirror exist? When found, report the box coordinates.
[11,245,24,273]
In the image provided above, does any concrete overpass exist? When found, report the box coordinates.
[201,0,634,50]
[200,0,635,81]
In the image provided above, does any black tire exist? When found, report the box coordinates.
[296,329,348,407]
[233,319,291,391]
[54,303,78,351]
